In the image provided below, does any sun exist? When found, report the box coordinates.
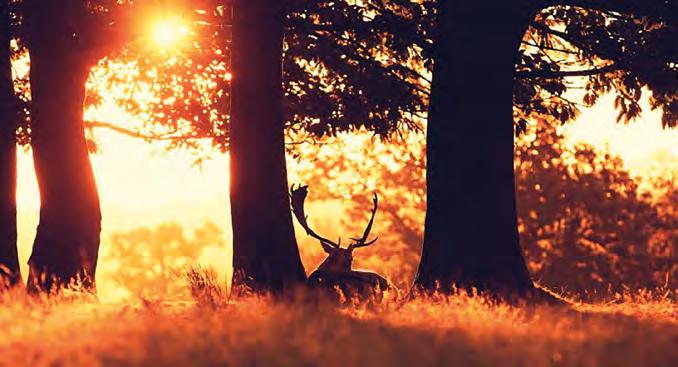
[151,17,190,49]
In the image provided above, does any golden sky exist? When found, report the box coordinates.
[562,94,677,178]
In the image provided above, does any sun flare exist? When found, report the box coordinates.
[150,17,190,49]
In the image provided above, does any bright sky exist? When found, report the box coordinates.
[16,133,231,297]
[562,94,678,179]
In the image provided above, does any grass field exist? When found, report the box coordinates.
[0,275,676,367]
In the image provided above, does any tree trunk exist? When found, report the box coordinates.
[0,0,20,288]
[414,2,538,296]
[230,0,306,293]
[26,4,101,292]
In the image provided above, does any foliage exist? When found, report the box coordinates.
[101,222,225,298]
[3,0,231,150]
[284,0,433,137]
[9,0,139,140]
[5,1,675,150]
[85,0,433,150]
[293,122,677,297]
[82,0,676,151]
[87,0,232,150]
[516,4,677,131]
[515,123,678,296]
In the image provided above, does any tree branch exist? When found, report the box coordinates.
[521,41,579,55]
[544,0,676,21]
[86,120,207,141]
[529,21,615,64]
[517,64,616,79]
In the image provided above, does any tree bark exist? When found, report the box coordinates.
[230,0,306,293]
[26,3,101,292]
[0,0,20,288]
[414,2,538,296]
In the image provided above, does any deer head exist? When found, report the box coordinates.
[290,185,378,272]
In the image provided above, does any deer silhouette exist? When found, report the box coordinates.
[290,185,389,301]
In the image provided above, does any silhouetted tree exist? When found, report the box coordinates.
[414,0,676,297]
[0,0,19,288]
[20,0,132,291]
[414,2,537,296]
[62,1,300,293]
[229,0,306,293]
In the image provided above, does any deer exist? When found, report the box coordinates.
[290,185,389,301]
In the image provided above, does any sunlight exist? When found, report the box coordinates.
[150,17,190,49]
[3,2,676,365]
[12,52,675,303]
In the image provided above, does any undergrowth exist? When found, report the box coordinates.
[0,269,675,366]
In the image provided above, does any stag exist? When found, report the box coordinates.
[290,185,389,301]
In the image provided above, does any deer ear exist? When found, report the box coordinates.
[320,241,335,254]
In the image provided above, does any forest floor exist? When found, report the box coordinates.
[0,278,676,367]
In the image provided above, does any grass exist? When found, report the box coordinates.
[0,273,676,366]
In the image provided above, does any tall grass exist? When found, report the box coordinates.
[0,271,675,366]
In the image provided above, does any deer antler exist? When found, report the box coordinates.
[349,193,379,249]
[290,185,339,253]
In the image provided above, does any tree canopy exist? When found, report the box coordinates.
[516,3,677,131]
[86,1,433,148]
[77,0,675,151]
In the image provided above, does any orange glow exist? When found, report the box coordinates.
[9,36,676,302]
[1,9,676,366]
[16,70,677,301]
[150,17,190,49]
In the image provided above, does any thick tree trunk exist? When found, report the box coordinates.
[26,5,101,292]
[414,2,538,296]
[230,0,306,293]
[0,0,20,288]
